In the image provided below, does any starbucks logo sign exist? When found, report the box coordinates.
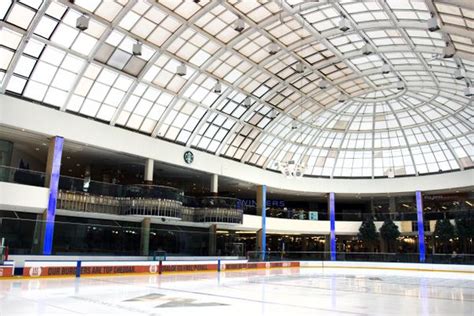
[184,151,194,164]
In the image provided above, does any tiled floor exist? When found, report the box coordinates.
[0,267,473,315]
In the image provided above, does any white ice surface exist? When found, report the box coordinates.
[0,267,473,316]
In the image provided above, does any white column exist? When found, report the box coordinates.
[211,174,218,195]
[144,158,154,184]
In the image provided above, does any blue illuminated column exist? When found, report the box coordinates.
[256,185,267,260]
[328,192,336,261]
[416,191,426,263]
[42,136,64,255]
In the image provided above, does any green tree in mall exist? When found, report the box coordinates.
[379,218,400,252]
[455,214,474,254]
[433,219,456,253]
[358,218,379,252]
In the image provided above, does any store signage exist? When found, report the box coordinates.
[239,199,285,208]
[183,151,194,164]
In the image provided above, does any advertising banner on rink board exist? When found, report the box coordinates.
[0,266,14,277]
[22,261,300,278]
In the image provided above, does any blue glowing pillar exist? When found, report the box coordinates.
[329,192,336,261]
[43,136,64,255]
[257,185,267,261]
[416,191,425,263]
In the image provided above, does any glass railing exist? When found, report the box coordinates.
[0,165,45,187]
[259,208,473,222]
[247,251,474,265]
[0,217,214,256]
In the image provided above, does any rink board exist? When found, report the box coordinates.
[18,260,299,278]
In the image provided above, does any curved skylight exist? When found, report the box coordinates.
[0,0,472,178]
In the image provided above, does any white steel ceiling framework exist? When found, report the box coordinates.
[0,0,473,178]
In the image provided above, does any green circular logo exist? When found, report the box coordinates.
[184,151,194,164]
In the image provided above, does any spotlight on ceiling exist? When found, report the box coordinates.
[244,96,251,107]
[381,63,390,74]
[132,41,142,56]
[76,15,89,31]
[454,68,466,80]
[213,80,222,93]
[193,0,201,3]
[177,63,187,76]
[319,79,328,89]
[295,62,304,73]
[338,17,350,32]
[269,109,277,119]
[234,18,245,32]
[268,42,279,55]
[427,16,440,32]
[396,81,405,91]
[338,95,347,103]
[465,85,474,97]
[291,120,298,130]
[361,43,374,56]
[443,44,455,58]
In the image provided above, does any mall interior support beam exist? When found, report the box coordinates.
[256,185,267,260]
[140,217,151,256]
[416,191,426,263]
[41,136,64,255]
[208,224,217,256]
[328,192,336,261]
[211,174,218,195]
[144,158,154,185]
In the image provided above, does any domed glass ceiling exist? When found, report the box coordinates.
[0,0,473,178]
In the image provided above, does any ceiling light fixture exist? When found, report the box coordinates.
[234,17,245,32]
[381,63,390,74]
[396,80,404,91]
[319,79,328,89]
[427,15,440,32]
[338,17,350,32]
[464,83,474,97]
[176,63,187,76]
[244,96,251,107]
[443,43,455,58]
[295,61,304,73]
[213,80,222,93]
[132,41,142,56]
[454,67,465,80]
[268,42,279,55]
[361,43,374,56]
[76,15,89,31]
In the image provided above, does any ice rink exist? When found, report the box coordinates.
[0,267,473,316]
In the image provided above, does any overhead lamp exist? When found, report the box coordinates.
[443,44,455,58]
[454,68,466,80]
[291,120,298,130]
[381,63,390,74]
[396,81,404,91]
[177,63,187,76]
[319,79,328,89]
[338,95,347,103]
[361,43,374,56]
[465,85,474,97]
[338,17,350,32]
[132,41,142,56]
[244,96,251,107]
[269,109,277,119]
[193,0,201,3]
[427,16,440,32]
[213,80,222,93]
[234,17,245,32]
[268,42,279,55]
[295,61,304,73]
[76,15,89,31]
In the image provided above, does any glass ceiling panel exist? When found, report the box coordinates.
[1,0,472,178]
